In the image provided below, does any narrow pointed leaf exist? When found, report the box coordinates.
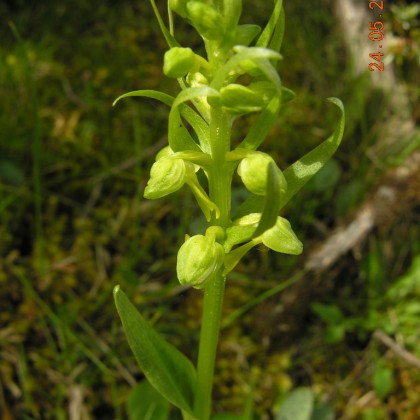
[172,86,220,110]
[256,0,283,48]
[169,107,203,152]
[235,24,261,46]
[238,96,280,150]
[113,90,209,150]
[113,90,175,107]
[150,0,180,48]
[252,161,282,237]
[114,286,196,414]
[252,56,282,96]
[223,221,259,253]
[281,86,296,103]
[170,86,218,152]
[280,98,345,209]
[269,5,285,53]
[178,77,211,124]
[224,240,258,275]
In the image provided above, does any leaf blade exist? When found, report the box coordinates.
[253,161,281,238]
[127,380,170,420]
[150,0,180,48]
[114,286,196,414]
[256,0,283,49]
[280,98,345,209]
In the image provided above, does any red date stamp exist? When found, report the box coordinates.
[368,1,385,72]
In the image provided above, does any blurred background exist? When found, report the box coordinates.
[0,0,419,418]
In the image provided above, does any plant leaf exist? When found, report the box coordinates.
[252,162,282,238]
[239,96,280,150]
[150,0,180,48]
[280,97,345,210]
[170,86,219,152]
[127,380,170,420]
[224,214,259,252]
[114,286,196,414]
[224,240,257,275]
[256,0,283,49]
[169,107,203,152]
[113,89,209,152]
[268,5,285,53]
[275,387,314,420]
[373,364,393,398]
[113,89,175,107]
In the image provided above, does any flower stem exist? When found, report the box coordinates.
[193,107,231,419]
[193,270,225,419]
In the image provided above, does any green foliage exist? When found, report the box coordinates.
[113,0,344,418]
[372,362,393,399]
[127,380,171,420]
[275,387,314,420]
[312,253,420,347]
[114,286,196,414]
[1,0,417,418]
[274,387,335,420]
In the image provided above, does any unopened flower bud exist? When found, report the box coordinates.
[219,84,265,115]
[164,47,196,79]
[169,0,188,18]
[261,217,303,255]
[238,152,287,196]
[186,71,209,87]
[177,234,225,289]
[187,2,224,40]
[155,146,174,161]
[144,156,186,199]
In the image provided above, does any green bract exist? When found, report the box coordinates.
[113,1,345,418]
[177,234,225,289]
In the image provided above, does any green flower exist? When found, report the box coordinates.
[237,152,287,196]
[163,47,197,79]
[169,0,188,18]
[177,234,225,289]
[144,155,188,199]
[223,214,302,275]
[186,2,224,40]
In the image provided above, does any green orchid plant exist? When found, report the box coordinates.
[113,0,345,418]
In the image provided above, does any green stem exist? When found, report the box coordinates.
[208,108,231,227]
[194,270,226,419]
[194,107,231,419]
